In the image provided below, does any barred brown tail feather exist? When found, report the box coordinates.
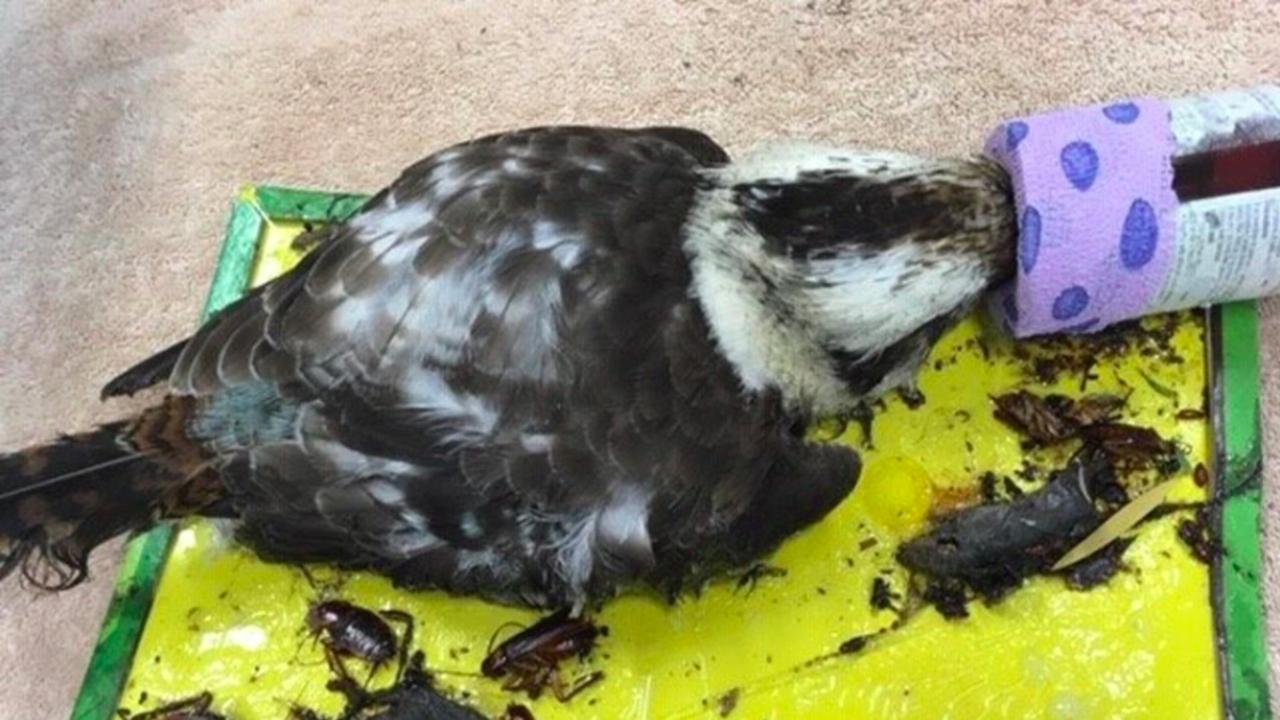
[0,397,222,590]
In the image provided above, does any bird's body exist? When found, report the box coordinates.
[0,126,1014,608]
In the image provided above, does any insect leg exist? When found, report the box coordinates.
[379,609,415,683]
[131,691,213,720]
[323,644,367,708]
[562,670,604,702]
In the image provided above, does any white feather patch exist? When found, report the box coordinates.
[595,488,653,569]
[684,143,992,414]
[684,185,853,412]
[804,244,988,356]
[720,142,934,185]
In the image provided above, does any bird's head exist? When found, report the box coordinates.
[684,143,1016,417]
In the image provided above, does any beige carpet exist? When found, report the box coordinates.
[0,1,1276,717]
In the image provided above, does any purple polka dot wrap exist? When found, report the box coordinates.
[985,97,1178,337]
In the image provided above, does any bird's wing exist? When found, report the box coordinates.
[172,127,721,398]
[160,127,733,593]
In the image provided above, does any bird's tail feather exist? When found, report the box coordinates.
[0,396,221,590]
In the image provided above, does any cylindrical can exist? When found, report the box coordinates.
[1149,86,1280,314]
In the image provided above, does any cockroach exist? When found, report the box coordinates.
[1078,422,1175,464]
[1064,394,1126,427]
[306,599,415,683]
[992,390,1127,444]
[991,390,1075,443]
[482,609,605,702]
[130,692,226,720]
[1176,408,1207,421]
[297,560,415,681]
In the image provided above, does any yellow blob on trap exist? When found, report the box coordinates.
[73,185,1269,720]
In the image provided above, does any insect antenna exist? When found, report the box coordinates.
[485,620,530,656]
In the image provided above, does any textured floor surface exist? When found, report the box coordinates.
[0,1,1277,717]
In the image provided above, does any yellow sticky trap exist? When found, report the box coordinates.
[117,218,1218,720]
[857,456,933,534]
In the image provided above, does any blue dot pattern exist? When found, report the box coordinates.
[1020,206,1041,273]
[1103,102,1140,124]
[1120,199,1158,269]
[1060,141,1100,190]
[1052,285,1090,320]
[1005,121,1029,152]
[985,96,1174,336]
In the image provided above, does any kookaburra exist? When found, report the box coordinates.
[0,126,1014,608]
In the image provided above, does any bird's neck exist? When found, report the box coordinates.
[683,144,1015,415]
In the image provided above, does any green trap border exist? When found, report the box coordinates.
[69,186,1272,720]
[1211,302,1273,719]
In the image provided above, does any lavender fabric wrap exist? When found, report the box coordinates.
[985,98,1178,337]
